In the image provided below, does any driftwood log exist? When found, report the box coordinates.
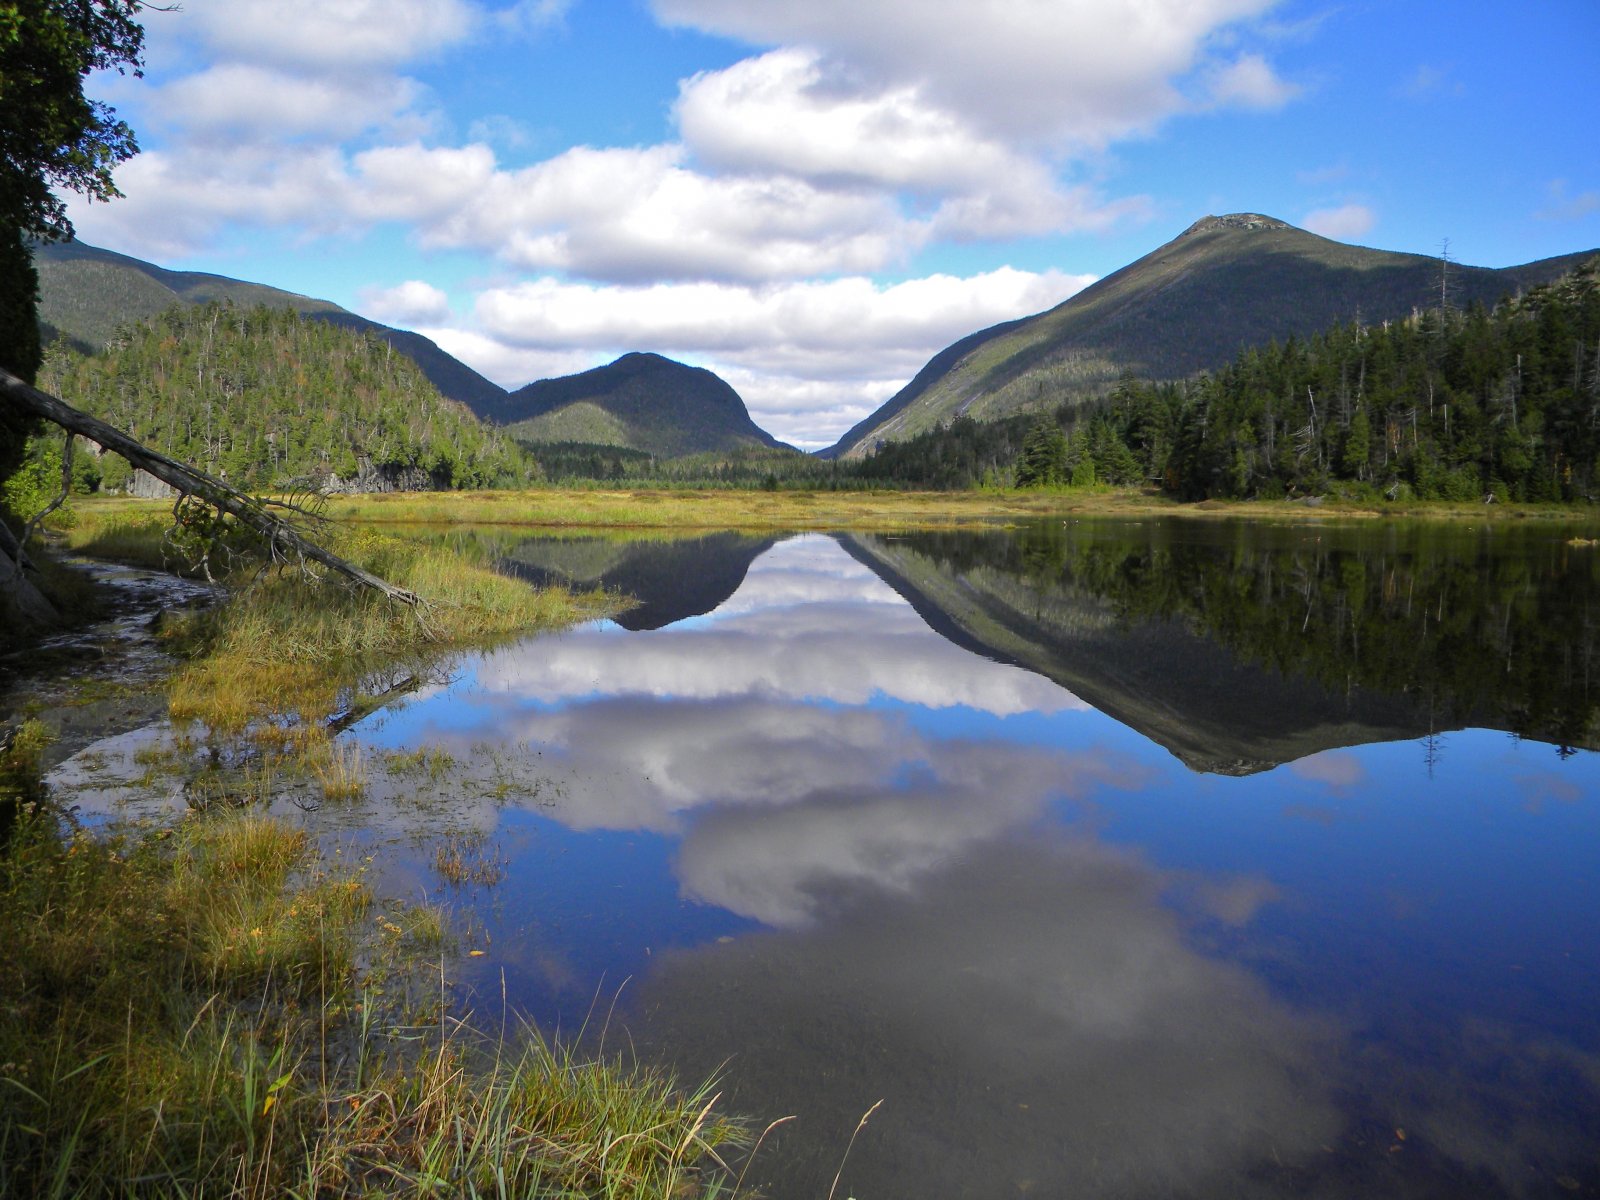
[1,368,419,605]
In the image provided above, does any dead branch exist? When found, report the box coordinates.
[1,368,419,605]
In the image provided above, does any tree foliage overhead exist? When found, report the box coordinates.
[40,303,536,490]
[0,0,143,241]
[2,0,144,492]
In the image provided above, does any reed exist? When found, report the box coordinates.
[433,831,505,887]
[314,1024,742,1199]
[311,738,366,802]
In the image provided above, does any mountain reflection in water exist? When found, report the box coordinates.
[338,523,1599,1200]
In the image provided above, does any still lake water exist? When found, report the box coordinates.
[52,518,1600,1198]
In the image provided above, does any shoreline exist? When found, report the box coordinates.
[64,486,1600,533]
[1,520,738,1198]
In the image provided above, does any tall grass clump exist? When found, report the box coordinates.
[433,830,504,886]
[316,1029,742,1198]
[311,737,367,801]
[0,802,371,1197]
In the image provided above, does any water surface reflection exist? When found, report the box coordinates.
[43,522,1598,1198]
[344,524,1599,1199]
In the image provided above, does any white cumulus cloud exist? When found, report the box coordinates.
[186,0,478,71]
[1201,52,1301,110]
[155,64,426,143]
[472,268,1087,360]
[1301,203,1376,241]
[420,143,924,282]
[679,47,1042,193]
[678,48,1155,241]
[359,280,453,324]
[67,144,363,259]
[653,0,1291,145]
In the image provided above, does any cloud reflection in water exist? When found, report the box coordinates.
[632,836,1342,1200]
[356,536,1339,1195]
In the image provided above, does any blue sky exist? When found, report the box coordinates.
[69,0,1600,449]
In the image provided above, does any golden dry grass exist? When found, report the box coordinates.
[321,486,1600,529]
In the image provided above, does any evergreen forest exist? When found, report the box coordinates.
[860,258,1600,500]
[35,302,533,493]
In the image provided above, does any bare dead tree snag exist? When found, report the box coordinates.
[1,368,420,606]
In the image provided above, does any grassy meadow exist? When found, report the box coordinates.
[323,485,1600,529]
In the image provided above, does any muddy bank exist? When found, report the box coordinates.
[0,557,216,771]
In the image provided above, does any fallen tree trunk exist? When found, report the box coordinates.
[1,368,419,605]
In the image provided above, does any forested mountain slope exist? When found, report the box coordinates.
[497,352,789,456]
[39,303,531,491]
[1031,257,1600,502]
[827,214,1598,457]
[33,239,510,416]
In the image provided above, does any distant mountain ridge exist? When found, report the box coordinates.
[825,214,1600,457]
[33,240,791,459]
[33,238,511,415]
[496,352,791,456]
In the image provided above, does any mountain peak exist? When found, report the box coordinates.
[824,214,1598,457]
[611,351,671,369]
[499,351,787,455]
[1179,213,1293,238]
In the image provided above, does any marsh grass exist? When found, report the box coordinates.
[323,486,1069,530]
[311,738,367,802]
[320,485,1600,530]
[9,503,754,1194]
[384,745,458,782]
[62,505,176,570]
[314,1027,742,1199]
[0,799,743,1198]
[1,718,53,805]
[58,504,617,737]
[0,805,372,1197]
[433,831,506,887]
